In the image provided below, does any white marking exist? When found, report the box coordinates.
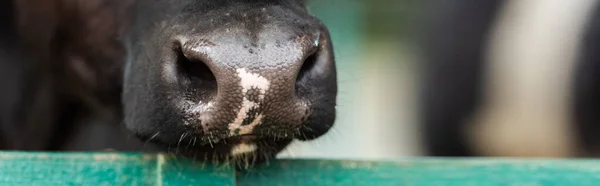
[467,0,598,157]
[227,68,270,135]
[238,68,270,99]
[230,143,257,156]
[238,114,265,135]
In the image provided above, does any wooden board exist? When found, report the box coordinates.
[240,158,600,186]
[1,151,600,186]
[0,152,235,186]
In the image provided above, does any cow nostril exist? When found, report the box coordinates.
[295,49,319,94]
[175,46,217,96]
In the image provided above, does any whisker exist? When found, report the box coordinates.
[187,136,194,148]
[208,137,214,148]
[145,132,161,145]
[177,132,188,152]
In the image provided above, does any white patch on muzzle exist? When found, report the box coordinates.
[230,143,258,156]
[228,68,270,135]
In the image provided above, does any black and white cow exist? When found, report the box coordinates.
[419,0,600,157]
[0,0,337,167]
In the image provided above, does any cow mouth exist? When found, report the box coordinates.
[142,133,293,168]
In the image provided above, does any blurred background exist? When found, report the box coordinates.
[280,0,600,159]
[281,0,425,159]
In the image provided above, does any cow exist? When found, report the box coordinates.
[0,0,337,168]
[418,0,600,157]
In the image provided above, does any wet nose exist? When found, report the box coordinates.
[172,30,330,136]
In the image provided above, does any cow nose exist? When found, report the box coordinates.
[172,32,327,136]
[174,42,219,101]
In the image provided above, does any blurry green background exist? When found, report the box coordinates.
[278,0,425,159]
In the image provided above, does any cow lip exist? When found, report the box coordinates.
[146,134,294,166]
[225,134,258,143]
[142,129,288,143]
[142,132,291,154]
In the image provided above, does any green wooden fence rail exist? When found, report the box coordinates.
[0,151,599,186]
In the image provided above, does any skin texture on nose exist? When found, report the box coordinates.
[176,26,317,133]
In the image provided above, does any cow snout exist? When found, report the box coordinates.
[122,4,337,165]
[165,27,333,142]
